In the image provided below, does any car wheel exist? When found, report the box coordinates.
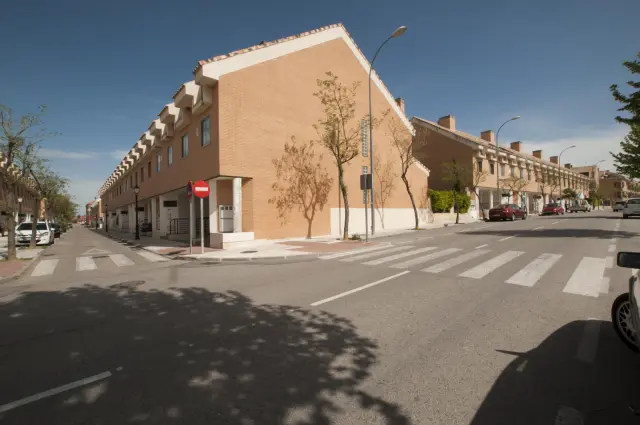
[611,293,639,352]
[510,213,516,221]
[624,214,629,219]
[522,213,527,220]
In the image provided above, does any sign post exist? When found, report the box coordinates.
[187,181,193,255]
[193,180,210,254]
[360,166,370,243]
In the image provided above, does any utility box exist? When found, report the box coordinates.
[219,205,234,233]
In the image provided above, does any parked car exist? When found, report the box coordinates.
[541,203,564,216]
[50,223,61,238]
[613,201,626,212]
[488,204,527,221]
[15,222,54,246]
[612,251,640,352]
[623,198,640,218]
[567,203,591,213]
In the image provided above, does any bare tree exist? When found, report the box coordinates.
[313,72,386,239]
[502,176,528,207]
[388,116,427,230]
[373,152,396,229]
[0,105,54,260]
[548,174,560,202]
[469,166,489,220]
[270,137,333,239]
[442,159,469,224]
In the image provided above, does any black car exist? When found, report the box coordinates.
[51,223,61,238]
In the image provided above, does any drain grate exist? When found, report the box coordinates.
[241,250,258,254]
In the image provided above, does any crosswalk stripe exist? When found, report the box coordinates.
[506,253,562,287]
[459,251,524,279]
[109,254,135,267]
[136,250,169,262]
[364,247,438,266]
[76,256,97,271]
[340,246,413,263]
[319,244,395,260]
[389,248,461,269]
[31,259,58,277]
[422,249,491,274]
[563,257,606,298]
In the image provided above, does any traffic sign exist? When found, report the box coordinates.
[193,180,210,198]
[187,181,193,200]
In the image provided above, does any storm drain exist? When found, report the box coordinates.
[241,250,258,254]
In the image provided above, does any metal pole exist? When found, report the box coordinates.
[189,198,193,255]
[200,197,204,253]
[494,117,520,206]
[364,188,369,243]
[135,194,140,240]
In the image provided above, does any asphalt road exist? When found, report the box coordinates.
[1,210,639,424]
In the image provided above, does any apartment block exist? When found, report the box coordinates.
[411,115,592,214]
[0,153,38,227]
[97,24,430,245]
[598,171,640,205]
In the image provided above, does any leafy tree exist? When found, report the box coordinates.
[388,116,427,229]
[28,165,68,247]
[48,192,77,229]
[442,159,469,224]
[373,152,396,229]
[0,105,55,259]
[313,72,386,239]
[562,187,577,200]
[610,52,640,126]
[269,137,333,239]
[611,125,640,178]
[469,164,489,219]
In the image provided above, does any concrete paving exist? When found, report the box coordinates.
[0,210,639,424]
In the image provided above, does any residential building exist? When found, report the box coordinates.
[411,115,591,214]
[96,24,430,245]
[598,171,640,205]
[87,198,103,228]
[0,153,37,229]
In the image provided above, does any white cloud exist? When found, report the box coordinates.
[39,148,95,160]
[110,150,129,161]
[66,179,103,213]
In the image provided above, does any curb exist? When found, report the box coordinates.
[179,252,318,263]
[91,229,183,261]
[0,247,46,284]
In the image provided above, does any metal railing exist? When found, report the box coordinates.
[169,217,210,235]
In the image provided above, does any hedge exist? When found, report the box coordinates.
[428,190,470,213]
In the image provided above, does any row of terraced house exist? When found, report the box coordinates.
[90,23,598,247]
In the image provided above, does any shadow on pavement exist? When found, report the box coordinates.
[470,320,640,425]
[467,228,638,239]
[0,286,410,424]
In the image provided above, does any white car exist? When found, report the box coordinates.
[16,221,54,246]
[623,198,640,219]
[614,200,626,212]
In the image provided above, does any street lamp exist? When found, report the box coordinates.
[17,197,23,223]
[558,145,576,206]
[134,185,140,240]
[495,116,521,205]
[369,25,407,235]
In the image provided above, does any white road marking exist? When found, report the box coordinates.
[340,246,413,263]
[109,254,135,267]
[0,371,112,414]
[532,226,544,230]
[390,248,461,269]
[552,221,559,224]
[81,248,111,256]
[136,250,169,262]
[422,250,490,273]
[319,244,393,260]
[31,259,58,277]
[498,235,517,242]
[459,251,524,279]
[364,247,437,266]
[506,253,562,287]
[76,256,97,271]
[563,257,606,297]
[576,318,601,363]
[475,244,488,249]
[310,271,410,306]
[605,256,614,269]
[608,244,616,253]
[610,238,618,244]
[600,277,610,294]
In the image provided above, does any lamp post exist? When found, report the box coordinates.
[558,145,576,208]
[593,159,605,209]
[369,25,407,235]
[134,185,140,240]
[495,116,521,205]
[17,197,23,223]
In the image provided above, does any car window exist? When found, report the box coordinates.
[628,199,640,205]
[36,223,48,230]
[16,223,32,231]
[616,201,626,205]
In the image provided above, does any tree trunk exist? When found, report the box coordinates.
[401,174,419,230]
[6,213,16,261]
[453,190,460,224]
[30,197,42,249]
[474,189,486,220]
[338,162,349,240]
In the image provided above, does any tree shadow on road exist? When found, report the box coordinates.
[0,286,410,424]
[470,320,640,425]
[467,228,638,239]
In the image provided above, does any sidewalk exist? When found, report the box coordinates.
[0,236,45,281]
[95,228,216,256]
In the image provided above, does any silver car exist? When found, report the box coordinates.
[612,252,640,352]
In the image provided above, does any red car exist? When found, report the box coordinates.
[488,204,528,221]
[541,203,564,216]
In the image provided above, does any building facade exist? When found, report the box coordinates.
[411,115,591,215]
[598,171,640,205]
[0,154,38,230]
[97,24,430,245]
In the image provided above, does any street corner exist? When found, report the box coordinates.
[0,247,45,283]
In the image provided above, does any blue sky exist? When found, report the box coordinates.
[1,0,638,211]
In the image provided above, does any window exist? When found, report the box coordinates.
[510,166,515,176]
[168,145,173,167]
[148,161,151,178]
[490,162,495,175]
[519,168,524,179]
[182,134,189,158]
[500,164,505,176]
[156,154,161,172]
[527,170,531,181]
[201,117,210,146]
[141,167,144,182]
[477,160,483,172]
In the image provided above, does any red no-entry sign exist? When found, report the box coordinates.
[193,180,210,198]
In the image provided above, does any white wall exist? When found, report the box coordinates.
[330,207,430,236]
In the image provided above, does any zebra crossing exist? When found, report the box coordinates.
[29,250,168,277]
[320,244,612,298]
